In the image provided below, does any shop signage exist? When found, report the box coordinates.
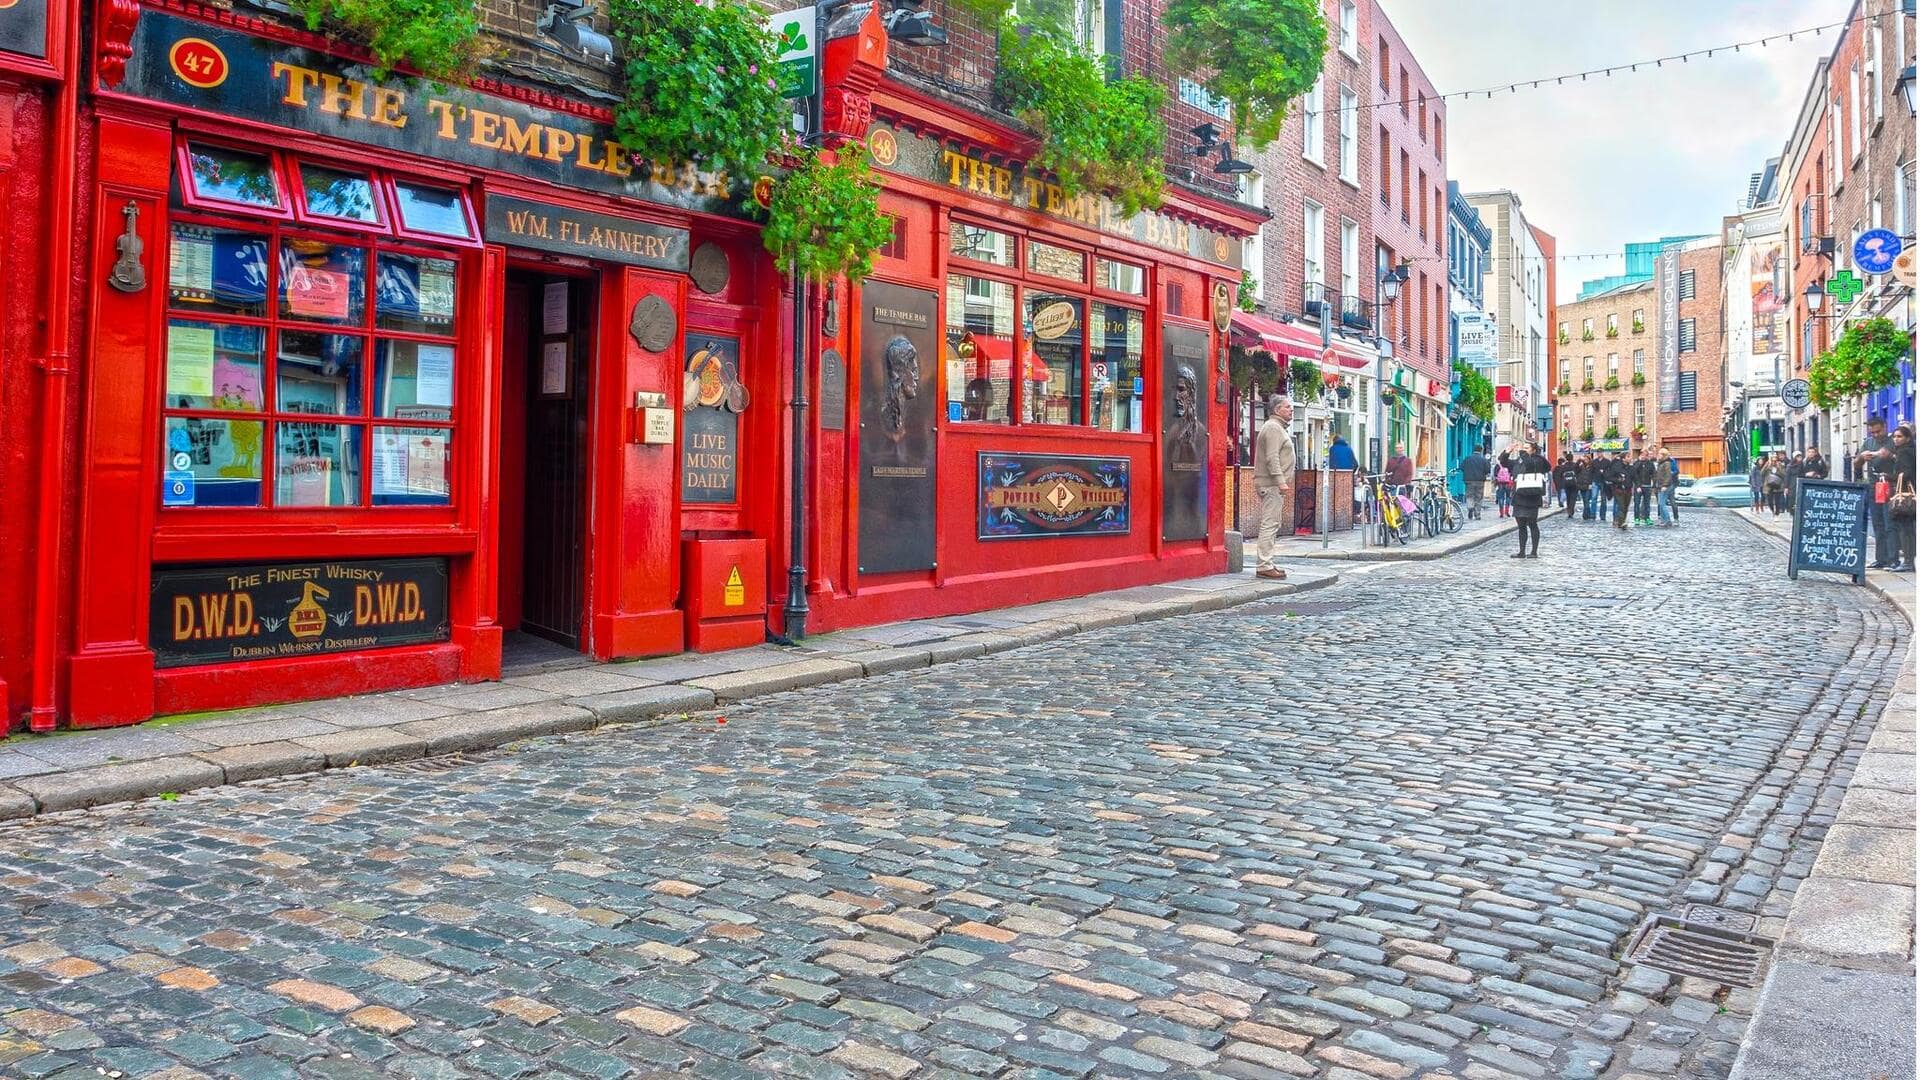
[0,0,47,60]
[682,336,745,503]
[866,122,1243,271]
[1161,323,1210,541]
[1455,310,1497,365]
[768,6,817,100]
[1571,438,1630,453]
[1853,229,1902,275]
[150,557,449,668]
[117,13,740,214]
[1657,247,1679,413]
[978,453,1130,539]
[485,195,689,271]
[1788,480,1869,584]
[1031,301,1076,341]
[1780,378,1812,410]
[858,281,939,573]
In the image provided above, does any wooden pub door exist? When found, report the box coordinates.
[507,270,593,649]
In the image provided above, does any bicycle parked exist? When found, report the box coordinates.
[1365,472,1417,546]
[1409,473,1465,537]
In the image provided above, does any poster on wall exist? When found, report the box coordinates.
[978,453,1130,539]
[1161,323,1211,541]
[149,557,450,668]
[858,281,938,573]
[1751,241,1785,356]
[681,335,745,504]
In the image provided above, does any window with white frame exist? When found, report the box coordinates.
[1339,0,1357,57]
[1071,0,1104,54]
[1898,159,1915,236]
[1239,173,1265,304]
[1177,79,1231,120]
[1338,87,1358,183]
[1608,353,1619,379]
[1303,201,1325,288]
[1633,349,1645,376]
[1340,218,1359,302]
[1849,62,1862,162]
[1302,73,1325,165]
[1634,399,1646,427]
[1870,24,1883,123]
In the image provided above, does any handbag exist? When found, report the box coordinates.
[1514,472,1545,491]
[1892,483,1917,522]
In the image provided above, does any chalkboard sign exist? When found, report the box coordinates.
[1788,479,1869,584]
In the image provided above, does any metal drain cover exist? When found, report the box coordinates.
[1681,904,1759,934]
[1625,914,1774,987]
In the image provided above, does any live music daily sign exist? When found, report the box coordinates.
[1788,479,1870,584]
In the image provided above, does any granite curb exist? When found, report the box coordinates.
[1283,515,1518,562]
[0,573,1336,822]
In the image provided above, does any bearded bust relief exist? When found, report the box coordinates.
[881,335,920,443]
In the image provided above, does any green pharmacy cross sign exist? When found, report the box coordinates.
[1825,269,1864,306]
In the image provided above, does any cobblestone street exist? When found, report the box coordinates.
[0,512,1905,1080]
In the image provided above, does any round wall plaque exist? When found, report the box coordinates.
[690,243,730,295]
[630,295,676,353]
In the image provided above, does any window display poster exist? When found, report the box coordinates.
[169,230,216,296]
[373,428,450,498]
[166,323,216,398]
[540,341,569,396]
[286,265,351,321]
[212,353,261,411]
[542,281,570,335]
[415,344,454,408]
[418,266,456,323]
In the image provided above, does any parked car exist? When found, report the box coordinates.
[1674,473,1754,507]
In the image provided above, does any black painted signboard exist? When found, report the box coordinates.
[858,281,938,574]
[1161,323,1211,541]
[117,12,741,214]
[1788,479,1869,584]
[151,558,450,668]
[0,0,48,59]
[978,453,1130,539]
[486,195,690,270]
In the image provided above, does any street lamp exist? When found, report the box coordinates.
[1378,260,1410,303]
[1804,280,1825,312]
[1897,64,1917,116]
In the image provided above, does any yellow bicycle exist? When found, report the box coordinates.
[1367,473,1415,545]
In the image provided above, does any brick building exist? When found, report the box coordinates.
[1663,239,1728,477]
[1553,281,1658,451]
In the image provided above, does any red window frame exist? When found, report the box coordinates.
[161,138,478,520]
[942,215,1150,437]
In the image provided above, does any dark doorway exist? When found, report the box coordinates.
[506,269,593,649]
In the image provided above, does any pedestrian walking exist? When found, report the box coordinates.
[1555,454,1582,520]
[1890,423,1915,573]
[1630,449,1657,526]
[1655,446,1677,527]
[1749,457,1766,509]
[1761,453,1788,516]
[1460,445,1491,520]
[1493,452,1514,518]
[1386,446,1414,493]
[1328,433,1358,470]
[1857,418,1897,568]
[1578,456,1599,520]
[1608,453,1634,529]
[1509,442,1550,558]
[1252,395,1295,581]
[1801,447,1829,481]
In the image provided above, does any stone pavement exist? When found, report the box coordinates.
[1266,501,1522,563]
[0,567,1338,821]
[0,511,1907,1080]
[1728,508,1916,1080]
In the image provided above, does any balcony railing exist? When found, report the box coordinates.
[1339,294,1374,331]
[1302,281,1333,320]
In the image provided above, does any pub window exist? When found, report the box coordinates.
[950,221,1015,267]
[945,274,1015,424]
[394,182,474,240]
[1025,291,1085,424]
[163,143,472,510]
[1095,304,1144,433]
[1027,240,1086,283]
[1096,258,1145,296]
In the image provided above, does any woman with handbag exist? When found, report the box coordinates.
[1762,454,1789,516]
[1890,423,1915,573]
[1509,442,1551,559]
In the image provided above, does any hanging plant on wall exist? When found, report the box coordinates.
[1164,0,1326,150]
[1237,270,1259,313]
[607,0,790,179]
[1229,348,1281,397]
[994,22,1166,216]
[1287,358,1320,398]
[1452,360,1494,424]
[289,0,484,78]
[762,144,896,283]
[1808,317,1910,409]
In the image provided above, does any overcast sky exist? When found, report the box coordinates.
[1379,0,1841,302]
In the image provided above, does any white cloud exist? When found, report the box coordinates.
[1378,0,1843,300]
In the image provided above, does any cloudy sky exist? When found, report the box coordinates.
[1379,0,1842,301]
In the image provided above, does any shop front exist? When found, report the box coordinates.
[792,100,1259,630]
[59,7,786,727]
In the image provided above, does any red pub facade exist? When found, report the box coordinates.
[1,1,1260,731]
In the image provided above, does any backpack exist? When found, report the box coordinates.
[1494,465,1512,484]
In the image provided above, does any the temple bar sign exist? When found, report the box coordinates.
[866,123,1243,271]
[485,195,691,271]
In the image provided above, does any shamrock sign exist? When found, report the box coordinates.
[1826,269,1864,306]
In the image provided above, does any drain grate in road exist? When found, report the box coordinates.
[1681,904,1759,935]
[1625,913,1775,987]
[1269,600,1364,616]
[387,751,504,775]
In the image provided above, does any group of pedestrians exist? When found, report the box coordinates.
[1855,417,1917,573]
[1749,448,1828,515]
[1550,447,1686,530]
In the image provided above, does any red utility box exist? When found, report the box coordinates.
[683,538,767,652]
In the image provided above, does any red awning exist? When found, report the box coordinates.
[1229,311,1321,359]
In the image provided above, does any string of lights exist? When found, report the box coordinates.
[1330,9,1897,115]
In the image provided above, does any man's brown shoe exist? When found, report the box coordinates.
[1256,568,1287,580]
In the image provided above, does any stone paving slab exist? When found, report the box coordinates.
[0,571,1317,820]
[1276,505,1521,562]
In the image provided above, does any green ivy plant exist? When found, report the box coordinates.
[1558,330,1570,345]
[1809,317,1910,409]
[1582,378,1596,391]
[289,0,483,78]
[1164,0,1326,150]
[762,145,895,283]
[1452,360,1494,424]
[1558,382,1573,397]
[607,0,790,180]
[994,22,1166,216]
[1288,357,1320,397]
[1238,271,1259,313]
[1581,427,1596,440]
[1632,317,1645,334]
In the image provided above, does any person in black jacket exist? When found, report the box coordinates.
[1627,449,1656,525]
[1578,456,1600,520]
[1509,443,1551,558]
[1460,447,1491,520]
[1609,454,1635,529]
[1555,454,1583,519]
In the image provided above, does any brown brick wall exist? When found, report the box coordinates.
[1552,283,1659,446]
[1665,243,1726,476]
[1370,0,1445,383]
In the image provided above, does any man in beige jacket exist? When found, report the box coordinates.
[1253,394,1296,580]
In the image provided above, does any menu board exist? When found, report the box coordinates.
[1788,479,1869,584]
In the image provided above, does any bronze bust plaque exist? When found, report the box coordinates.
[690,242,730,295]
[630,294,676,353]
